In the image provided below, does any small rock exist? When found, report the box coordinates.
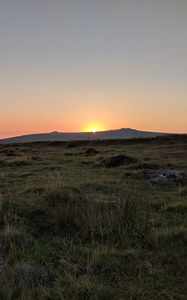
[148,170,185,183]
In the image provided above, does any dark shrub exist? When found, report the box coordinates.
[84,148,100,155]
[102,155,137,168]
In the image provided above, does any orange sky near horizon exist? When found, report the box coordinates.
[1,78,186,139]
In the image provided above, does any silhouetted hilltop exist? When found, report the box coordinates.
[0,128,169,144]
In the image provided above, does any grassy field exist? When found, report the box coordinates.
[0,136,186,299]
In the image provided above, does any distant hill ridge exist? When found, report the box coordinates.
[0,128,169,144]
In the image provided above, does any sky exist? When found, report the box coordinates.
[0,0,187,138]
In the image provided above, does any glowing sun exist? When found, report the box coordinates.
[84,123,105,133]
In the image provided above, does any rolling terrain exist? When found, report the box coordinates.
[0,136,186,299]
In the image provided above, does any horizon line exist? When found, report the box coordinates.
[1,127,186,141]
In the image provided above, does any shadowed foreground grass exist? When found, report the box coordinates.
[0,137,186,299]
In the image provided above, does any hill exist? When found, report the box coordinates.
[0,128,165,144]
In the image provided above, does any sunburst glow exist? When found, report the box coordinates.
[84,123,105,133]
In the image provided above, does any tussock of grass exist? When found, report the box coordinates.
[84,148,100,156]
[56,194,150,243]
[0,224,24,247]
[165,203,187,214]
[156,227,187,249]
[101,154,137,167]
[5,159,31,167]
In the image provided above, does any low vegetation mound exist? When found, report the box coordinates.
[102,154,137,167]
[84,148,100,155]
